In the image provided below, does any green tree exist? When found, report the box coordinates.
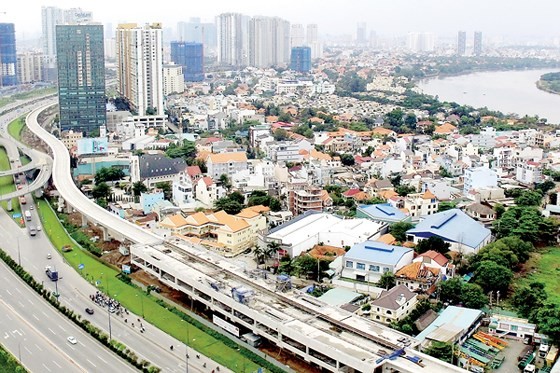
[515,190,543,206]
[494,206,547,243]
[228,191,245,205]
[378,271,396,289]
[438,201,456,212]
[389,222,414,242]
[273,128,289,141]
[395,185,416,196]
[92,182,111,200]
[461,283,488,309]
[292,255,318,278]
[438,278,463,305]
[219,174,232,190]
[415,236,450,254]
[424,342,453,363]
[132,181,148,197]
[165,140,197,163]
[535,180,556,195]
[340,154,355,166]
[94,166,125,184]
[530,304,560,345]
[155,181,172,200]
[494,203,505,219]
[512,282,547,318]
[474,260,513,293]
[385,108,405,127]
[214,198,244,215]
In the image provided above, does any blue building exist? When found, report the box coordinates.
[290,46,311,72]
[0,23,17,86]
[406,209,491,255]
[170,41,204,82]
[56,24,106,134]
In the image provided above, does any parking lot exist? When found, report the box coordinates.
[495,338,531,372]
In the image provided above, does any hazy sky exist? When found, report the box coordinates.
[2,0,559,40]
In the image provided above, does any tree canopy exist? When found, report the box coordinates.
[94,166,125,184]
[474,260,513,293]
[438,278,487,309]
[494,206,558,244]
[415,236,450,254]
[389,222,414,242]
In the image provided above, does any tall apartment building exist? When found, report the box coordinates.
[474,31,483,56]
[249,16,290,68]
[116,23,164,116]
[56,24,106,134]
[216,13,249,67]
[457,31,466,55]
[0,23,17,87]
[177,18,216,47]
[289,187,323,216]
[162,64,184,95]
[306,24,322,59]
[356,22,367,44]
[170,41,204,82]
[42,6,92,80]
[290,24,305,47]
[290,46,311,72]
[407,32,435,53]
[17,52,45,84]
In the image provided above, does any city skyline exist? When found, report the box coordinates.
[1,0,560,42]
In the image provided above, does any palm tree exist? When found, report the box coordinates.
[253,246,266,268]
[265,242,281,268]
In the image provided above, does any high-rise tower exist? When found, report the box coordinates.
[0,23,17,87]
[457,31,466,55]
[56,24,106,134]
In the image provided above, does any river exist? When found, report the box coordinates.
[418,69,560,124]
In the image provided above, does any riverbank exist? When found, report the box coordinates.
[536,72,560,95]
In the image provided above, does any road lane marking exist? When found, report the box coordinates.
[41,311,49,318]
[18,301,25,308]
[3,332,8,339]
[97,355,107,364]
[47,327,56,335]
[86,359,97,367]
[6,289,12,296]
[15,288,22,294]
[32,314,39,321]
[34,343,42,351]
[27,299,34,305]
[24,346,32,355]
[42,363,51,372]
[58,325,66,332]
[52,361,61,368]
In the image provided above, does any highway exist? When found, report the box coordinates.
[0,260,137,373]
[25,104,162,245]
[0,200,220,373]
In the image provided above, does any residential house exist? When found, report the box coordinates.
[395,262,440,294]
[342,241,413,283]
[464,203,496,224]
[406,209,492,255]
[140,190,165,215]
[516,161,542,185]
[172,171,196,209]
[206,151,248,179]
[463,166,498,194]
[195,177,227,208]
[370,285,418,324]
[403,190,439,220]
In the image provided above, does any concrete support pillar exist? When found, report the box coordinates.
[102,226,110,242]
[81,215,88,227]
[65,201,73,214]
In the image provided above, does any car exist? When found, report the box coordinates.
[67,336,77,344]
[85,308,94,315]
[46,253,52,259]
[37,225,42,231]
[30,205,34,210]
[243,248,252,255]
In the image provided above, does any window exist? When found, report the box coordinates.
[383,267,390,273]
[346,261,353,268]
[357,263,365,270]
[369,265,380,272]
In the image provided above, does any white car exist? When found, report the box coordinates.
[67,336,77,345]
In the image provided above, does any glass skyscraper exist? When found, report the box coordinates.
[0,23,18,87]
[56,24,106,134]
[170,41,204,82]
[290,46,311,73]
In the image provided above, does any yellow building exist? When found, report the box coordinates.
[158,206,268,256]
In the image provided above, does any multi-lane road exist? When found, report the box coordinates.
[0,260,137,373]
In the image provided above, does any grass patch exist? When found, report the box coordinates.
[36,199,265,373]
[7,117,25,142]
[0,147,22,225]
[518,246,560,306]
[20,156,31,166]
[0,87,57,108]
[0,343,27,372]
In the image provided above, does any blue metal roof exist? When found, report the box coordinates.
[416,306,484,342]
[406,209,491,249]
[357,203,408,222]
[345,241,412,266]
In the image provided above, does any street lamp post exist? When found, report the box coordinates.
[136,293,145,318]
[107,303,112,341]
[17,237,21,266]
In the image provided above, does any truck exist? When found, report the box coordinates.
[24,210,31,221]
[45,266,58,281]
